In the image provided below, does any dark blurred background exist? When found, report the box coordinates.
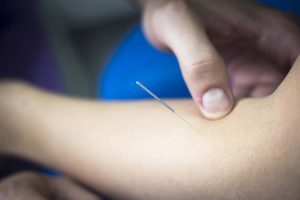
[39,0,139,97]
[0,0,138,98]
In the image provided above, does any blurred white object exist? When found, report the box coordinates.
[52,0,136,28]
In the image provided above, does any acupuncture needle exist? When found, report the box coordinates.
[136,81,200,134]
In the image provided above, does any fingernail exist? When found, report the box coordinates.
[202,88,231,119]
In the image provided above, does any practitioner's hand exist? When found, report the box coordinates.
[0,172,101,200]
[139,0,300,119]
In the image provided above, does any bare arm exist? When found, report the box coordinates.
[1,58,300,199]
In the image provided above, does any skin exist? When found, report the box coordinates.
[0,58,300,199]
[138,0,300,118]
[1,1,300,198]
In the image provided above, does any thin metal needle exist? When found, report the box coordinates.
[136,81,200,133]
[136,81,175,112]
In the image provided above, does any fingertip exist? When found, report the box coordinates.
[199,88,234,120]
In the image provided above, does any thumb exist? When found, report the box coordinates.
[150,1,233,119]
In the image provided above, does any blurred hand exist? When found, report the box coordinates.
[140,0,300,119]
[0,172,101,200]
[221,45,286,98]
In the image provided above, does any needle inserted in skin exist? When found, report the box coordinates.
[136,81,200,134]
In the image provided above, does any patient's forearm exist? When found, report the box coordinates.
[0,82,216,199]
[1,81,300,200]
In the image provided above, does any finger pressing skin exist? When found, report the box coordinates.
[149,0,234,119]
[251,84,276,97]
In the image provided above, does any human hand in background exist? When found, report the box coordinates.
[139,0,300,118]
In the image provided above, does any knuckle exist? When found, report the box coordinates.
[184,56,224,78]
[182,56,227,93]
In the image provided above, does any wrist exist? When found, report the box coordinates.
[0,81,44,156]
[0,80,22,154]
